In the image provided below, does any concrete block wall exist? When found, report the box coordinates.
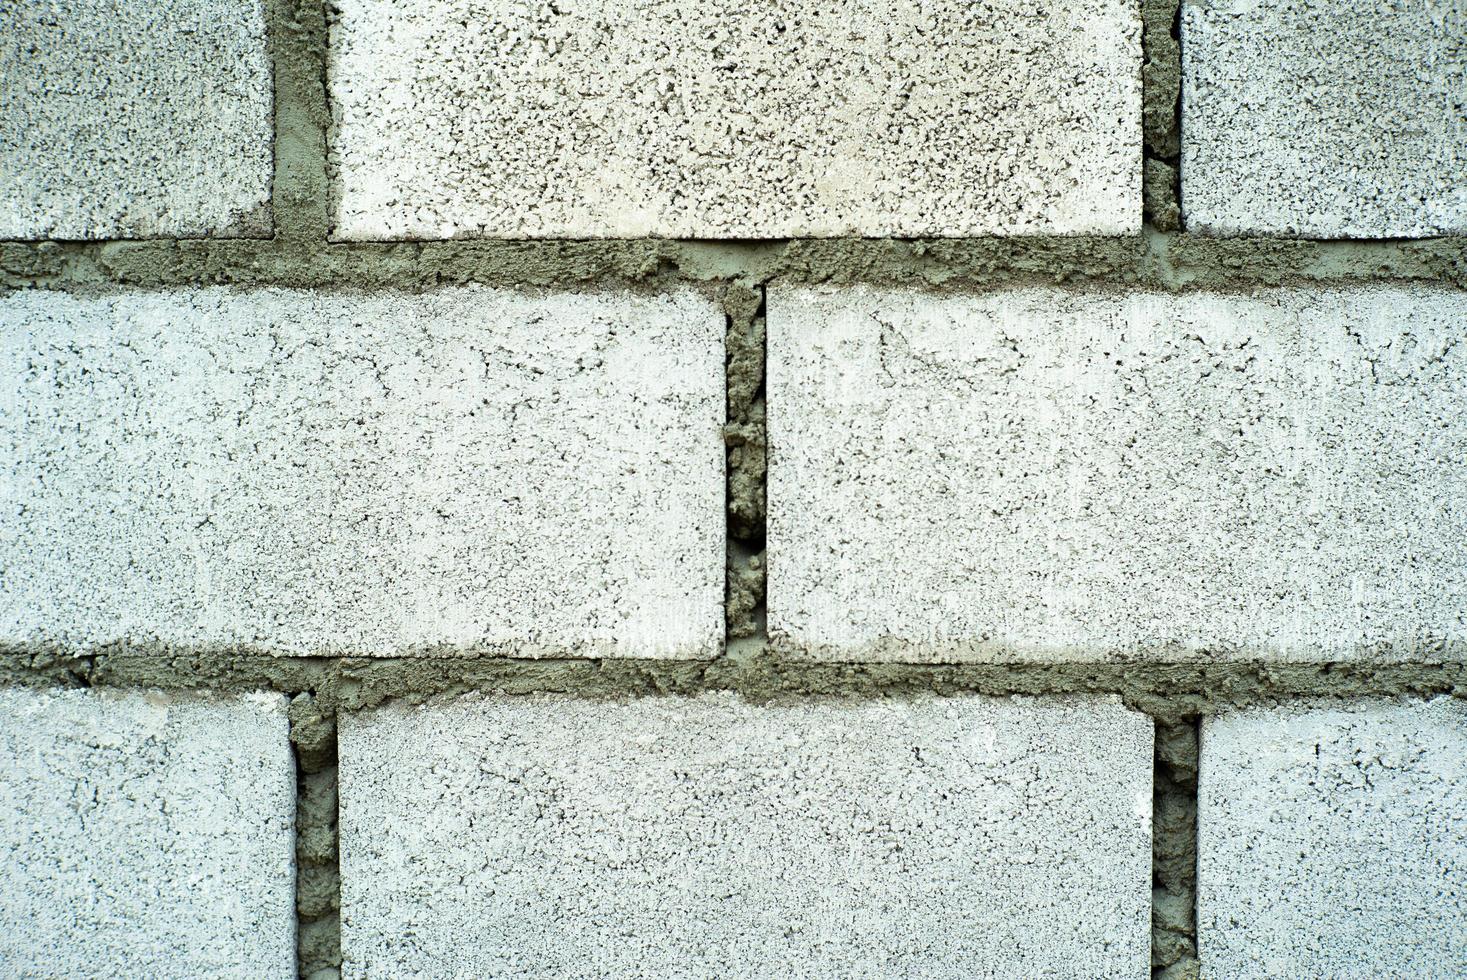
[1,0,1464,975]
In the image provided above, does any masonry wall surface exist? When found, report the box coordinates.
[3,0,1466,973]
[1198,698,1467,977]
[0,688,296,977]
[768,284,1467,663]
[338,693,1153,978]
[329,0,1141,238]
[0,286,725,658]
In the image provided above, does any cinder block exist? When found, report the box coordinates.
[1181,0,1467,237]
[0,0,272,239]
[0,687,295,977]
[767,285,1467,662]
[338,694,1152,978]
[0,286,724,657]
[1198,699,1467,977]
[329,0,1141,239]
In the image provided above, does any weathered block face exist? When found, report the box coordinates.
[767,284,1467,663]
[1181,0,1467,238]
[337,693,1154,978]
[1198,698,1467,976]
[0,0,273,240]
[0,688,296,976]
[327,0,1142,239]
[0,286,726,659]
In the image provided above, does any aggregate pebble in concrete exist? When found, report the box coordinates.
[329,0,1141,239]
[338,693,1153,978]
[1181,0,1467,237]
[0,687,295,977]
[0,286,724,657]
[767,285,1467,662]
[1198,699,1467,977]
[0,0,273,239]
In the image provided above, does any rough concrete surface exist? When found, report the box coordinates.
[329,0,1141,238]
[6,234,1467,298]
[338,693,1153,978]
[1198,698,1467,977]
[767,284,1467,662]
[0,0,273,240]
[0,687,295,977]
[1142,0,1181,160]
[1181,0,1467,237]
[0,286,724,658]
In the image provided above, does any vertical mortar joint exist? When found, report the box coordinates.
[1152,715,1200,979]
[289,692,342,979]
[1141,0,1183,231]
[269,0,332,244]
[720,280,769,667]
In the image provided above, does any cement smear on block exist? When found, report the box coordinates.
[338,693,1152,977]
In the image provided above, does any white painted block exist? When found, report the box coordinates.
[0,687,295,977]
[1181,0,1467,237]
[328,0,1141,239]
[0,286,724,658]
[767,285,1467,662]
[338,693,1152,978]
[0,0,272,239]
[1198,699,1467,977]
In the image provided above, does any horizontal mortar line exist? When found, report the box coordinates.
[3,652,1465,713]
[5,233,1467,249]
[3,234,1465,292]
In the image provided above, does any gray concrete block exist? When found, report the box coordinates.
[329,0,1141,239]
[0,687,295,977]
[767,285,1467,662]
[0,286,724,658]
[338,693,1152,978]
[1198,699,1467,977]
[1181,0,1467,237]
[0,0,273,240]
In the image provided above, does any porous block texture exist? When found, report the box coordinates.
[1198,699,1467,977]
[329,0,1141,238]
[1181,0,1467,237]
[338,694,1152,978]
[0,286,724,657]
[0,0,272,239]
[767,285,1467,662]
[0,687,295,977]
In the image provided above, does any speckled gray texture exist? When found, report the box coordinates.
[0,0,273,240]
[1181,0,1467,237]
[767,285,1467,663]
[0,286,724,657]
[0,687,295,977]
[338,693,1153,978]
[1198,698,1467,977]
[329,0,1141,239]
